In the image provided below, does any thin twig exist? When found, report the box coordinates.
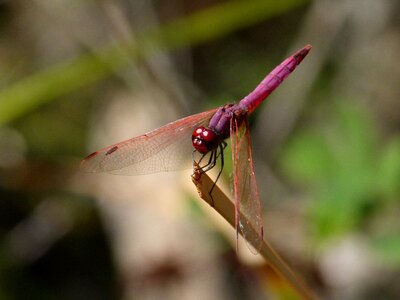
[191,166,317,300]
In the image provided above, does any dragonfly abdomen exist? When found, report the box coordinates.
[239,45,311,114]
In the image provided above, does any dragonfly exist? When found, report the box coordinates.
[81,45,311,252]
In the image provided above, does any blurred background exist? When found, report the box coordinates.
[1,0,400,299]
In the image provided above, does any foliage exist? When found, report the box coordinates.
[280,100,400,254]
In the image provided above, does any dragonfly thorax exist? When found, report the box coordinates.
[192,126,220,154]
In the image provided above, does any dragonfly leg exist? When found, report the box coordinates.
[199,150,217,173]
[221,140,227,150]
[201,150,215,170]
[193,149,206,166]
[193,149,216,170]
[192,149,196,163]
[192,145,226,207]
[207,143,225,207]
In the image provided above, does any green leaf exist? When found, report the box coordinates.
[332,102,376,173]
[280,100,381,241]
[378,138,400,197]
[280,131,335,185]
[371,234,400,266]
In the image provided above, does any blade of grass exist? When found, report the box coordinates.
[0,0,309,125]
[191,168,316,300]
[143,0,310,51]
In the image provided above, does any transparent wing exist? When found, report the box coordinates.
[81,108,218,175]
[230,116,263,253]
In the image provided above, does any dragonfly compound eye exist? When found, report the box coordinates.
[192,126,219,154]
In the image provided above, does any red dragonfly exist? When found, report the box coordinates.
[81,45,311,252]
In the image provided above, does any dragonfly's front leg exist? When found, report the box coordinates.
[207,142,226,206]
[191,143,225,207]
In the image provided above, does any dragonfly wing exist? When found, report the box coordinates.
[81,108,218,175]
[230,116,263,253]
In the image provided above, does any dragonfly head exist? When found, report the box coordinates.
[192,126,219,154]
